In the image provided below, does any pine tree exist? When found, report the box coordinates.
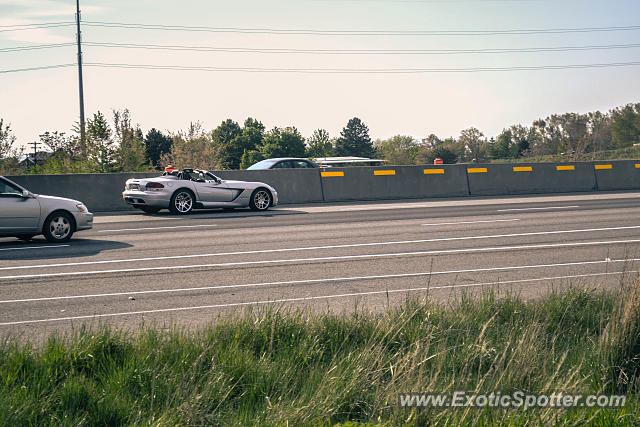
[86,111,117,172]
[144,128,173,168]
[334,117,374,158]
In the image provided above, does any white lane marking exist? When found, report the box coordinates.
[0,245,69,252]
[1,266,636,305]
[422,219,520,226]
[497,206,580,212]
[98,224,218,233]
[93,215,177,224]
[1,249,638,282]
[296,193,640,214]
[0,270,634,326]
[3,224,640,272]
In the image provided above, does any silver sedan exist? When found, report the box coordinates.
[122,169,278,214]
[0,175,93,242]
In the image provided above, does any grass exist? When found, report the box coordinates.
[1,281,639,426]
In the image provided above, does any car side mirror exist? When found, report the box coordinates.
[21,190,31,198]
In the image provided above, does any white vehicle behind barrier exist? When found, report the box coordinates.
[122,169,278,214]
[0,175,93,242]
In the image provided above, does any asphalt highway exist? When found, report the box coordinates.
[2,191,640,341]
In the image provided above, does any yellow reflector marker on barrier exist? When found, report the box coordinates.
[513,166,533,172]
[424,169,445,174]
[374,170,396,176]
[467,168,487,173]
[594,164,613,170]
[321,171,344,177]
[636,164,640,168]
[556,165,575,171]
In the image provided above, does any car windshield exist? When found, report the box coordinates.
[0,178,23,196]
[247,159,278,170]
[205,172,221,182]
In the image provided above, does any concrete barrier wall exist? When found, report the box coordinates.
[7,169,324,211]
[320,165,470,201]
[593,160,640,190]
[466,162,598,196]
[5,160,639,211]
[7,172,158,212]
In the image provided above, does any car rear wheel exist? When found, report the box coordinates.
[43,211,74,243]
[249,188,272,211]
[170,189,195,215]
[139,206,161,214]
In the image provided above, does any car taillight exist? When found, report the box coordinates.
[145,182,164,190]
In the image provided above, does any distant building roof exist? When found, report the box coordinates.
[18,151,53,165]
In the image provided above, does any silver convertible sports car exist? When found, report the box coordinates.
[122,169,278,214]
[0,175,93,242]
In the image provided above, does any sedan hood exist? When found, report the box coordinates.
[35,194,82,205]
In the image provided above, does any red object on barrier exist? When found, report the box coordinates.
[434,158,444,165]
[164,165,176,172]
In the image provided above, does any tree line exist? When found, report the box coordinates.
[1,102,639,174]
[0,111,373,174]
[377,103,640,165]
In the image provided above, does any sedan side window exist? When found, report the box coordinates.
[293,161,313,168]
[0,179,23,197]
[272,161,292,169]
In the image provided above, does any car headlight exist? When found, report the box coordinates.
[76,203,88,213]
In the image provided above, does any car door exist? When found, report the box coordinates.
[190,171,237,203]
[0,178,41,232]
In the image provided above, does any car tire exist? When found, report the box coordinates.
[169,189,195,215]
[16,234,36,241]
[139,206,161,214]
[43,211,74,243]
[249,188,272,211]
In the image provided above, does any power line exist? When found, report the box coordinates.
[311,0,553,2]
[0,23,75,33]
[0,21,74,28]
[83,21,640,36]
[0,64,76,74]
[3,60,640,75]
[0,43,75,53]
[79,41,640,55]
[80,61,640,73]
[4,41,640,55]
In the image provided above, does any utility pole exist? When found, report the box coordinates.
[76,0,86,147]
[28,141,41,171]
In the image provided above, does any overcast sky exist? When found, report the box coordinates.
[1,0,639,149]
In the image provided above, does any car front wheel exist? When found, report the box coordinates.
[43,211,74,243]
[249,188,272,211]
[170,189,195,214]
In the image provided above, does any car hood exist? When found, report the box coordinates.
[35,194,82,205]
